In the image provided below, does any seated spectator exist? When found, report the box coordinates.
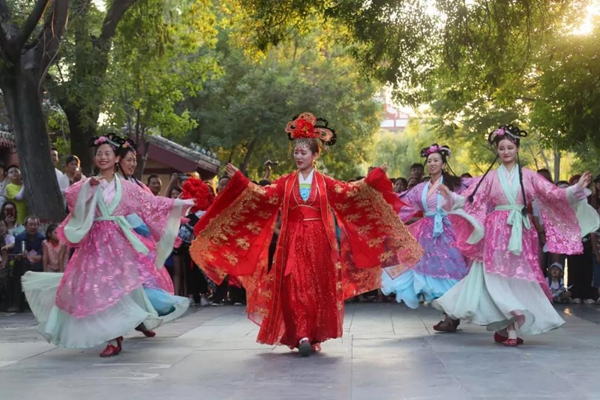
[0,201,22,243]
[5,166,28,225]
[394,177,408,193]
[547,262,572,303]
[6,216,44,312]
[0,164,9,205]
[42,223,67,272]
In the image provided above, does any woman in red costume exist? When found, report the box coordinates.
[190,113,423,356]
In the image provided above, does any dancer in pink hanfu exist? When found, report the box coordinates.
[22,134,194,357]
[434,125,599,346]
[382,144,481,332]
[116,138,177,340]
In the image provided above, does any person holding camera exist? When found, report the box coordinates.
[58,155,85,195]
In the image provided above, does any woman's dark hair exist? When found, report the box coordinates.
[461,173,472,178]
[395,177,408,187]
[46,223,59,241]
[468,124,528,215]
[65,155,81,166]
[119,138,137,158]
[88,133,124,156]
[169,186,183,197]
[147,174,160,184]
[116,138,143,187]
[0,201,17,225]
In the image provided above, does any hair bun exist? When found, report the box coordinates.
[420,143,451,159]
[286,113,336,147]
[488,124,527,145]
[89,133,125,148]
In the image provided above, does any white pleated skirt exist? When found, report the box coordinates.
[434,262,565,335]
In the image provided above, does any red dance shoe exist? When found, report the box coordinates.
[135,326,156,338]
[494,332,524,345]
[100,344,120,357]
[100,336,123,357]
[503,338,519,347]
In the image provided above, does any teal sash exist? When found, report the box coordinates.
[496,165,530,255]
[64,177,149,255]
[421,176,447,238]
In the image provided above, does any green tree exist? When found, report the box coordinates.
[101,0,219,177]
[185,23,381,180]
[0,0,68,220]
[48,0,140,173]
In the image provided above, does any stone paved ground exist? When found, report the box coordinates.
[1,303,600,400]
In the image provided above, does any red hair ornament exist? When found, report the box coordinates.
[181,178,214,213]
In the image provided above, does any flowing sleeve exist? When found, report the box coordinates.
[57,179,99,247]
[325,168,423,286]
[397,185,423,222]
[125,182,193,267]
[443,175,489,261]
[190,171,286,284]
[529,171,600,255]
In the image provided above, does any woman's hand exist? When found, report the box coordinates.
[89,176,102,186]
[170,172,180,184]
[225,163,239,177]
[73,169,83,182]
[380,164,388,173]
[183,199,196,207]
[437,184,452,199]
[577,171,592,190]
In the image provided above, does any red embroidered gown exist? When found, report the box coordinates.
[190,168,422,347]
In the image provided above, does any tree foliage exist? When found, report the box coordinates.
[185,19,381,180]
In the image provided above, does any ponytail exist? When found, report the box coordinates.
[443,164,462,193]
[517,155,527,216]
[468,155,499,203]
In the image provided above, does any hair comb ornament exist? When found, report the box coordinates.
[286,112,337,148]
[488,124,528,145]
[420,144,451,159]
[121,139,137,155]
[88,133,124,150]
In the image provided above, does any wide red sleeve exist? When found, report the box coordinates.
[323,168,423,297]
[190,171,285,284]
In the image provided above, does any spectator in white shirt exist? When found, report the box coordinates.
[51,147,64,182]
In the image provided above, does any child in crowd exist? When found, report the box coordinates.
[547,262,571,303]
[42,224,67,272]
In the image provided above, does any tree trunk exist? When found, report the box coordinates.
[553,149,561,182]
[51,0,138,173]
[1,74,66,222]
[135,141,149,180]
[240,137,258,175]
[63,103,95,174]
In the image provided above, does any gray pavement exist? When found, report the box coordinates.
[1,303,599,400]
